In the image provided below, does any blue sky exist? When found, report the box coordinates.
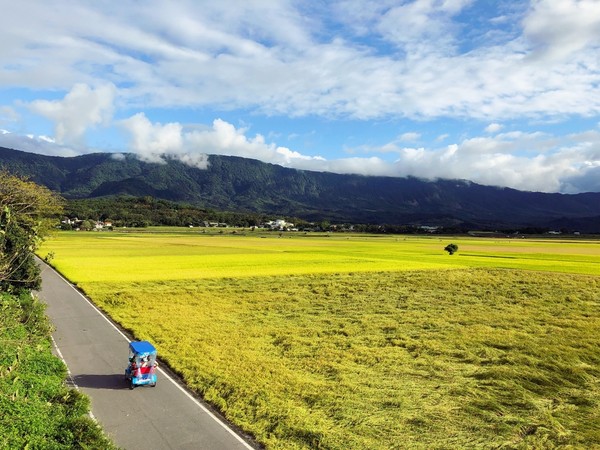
[1,0,600,193]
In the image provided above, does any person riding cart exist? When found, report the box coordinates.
[125,340,158,389]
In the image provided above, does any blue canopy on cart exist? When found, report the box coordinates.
[129,340,156,355]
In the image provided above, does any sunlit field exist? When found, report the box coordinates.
[39,231,600,449]
[42,231,600,283]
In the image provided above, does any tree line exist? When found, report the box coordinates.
[64,196,313,229]
[64,196,489,234]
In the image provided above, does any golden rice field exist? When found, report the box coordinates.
[40,231,600,449]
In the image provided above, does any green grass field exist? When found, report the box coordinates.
[39,231,600,449]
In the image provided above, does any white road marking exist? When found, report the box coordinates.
[49,334,97,421]
[41,264,254,449]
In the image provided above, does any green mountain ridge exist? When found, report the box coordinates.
[1,146,600,231]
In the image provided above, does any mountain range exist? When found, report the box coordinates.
[1,146,600,232]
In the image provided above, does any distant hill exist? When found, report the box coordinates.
[1,146,600,232]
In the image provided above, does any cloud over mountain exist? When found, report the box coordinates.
[0,1,598,194]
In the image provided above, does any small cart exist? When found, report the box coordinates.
[125,341,158,389]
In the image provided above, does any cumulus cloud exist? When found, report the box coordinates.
[28,83,115,144]
[120,112,184,163]
[339,129,600,193]
[0,1,598,120]
[117,115,600,193]
[523,0,600,62]
[119,115,325,169]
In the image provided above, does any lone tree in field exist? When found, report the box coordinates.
[444,243,458,255]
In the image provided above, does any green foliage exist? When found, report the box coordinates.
[0,170,64,292]
[445,243,459,254]
[0,292,118,449]
[79,219,94,231]
[1,215,41,290]
[66,196,278,228]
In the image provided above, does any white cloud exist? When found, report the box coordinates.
[485,123,503,133]
[111,153,126,161]
[1,1,598,121]
[28,83,115,144]
[305,156,394,176]
[5,112,600,194]
[399,132,421,142]
[119,115,325,169]
[523,0,600,62]
[38,135,56,143]
[340,129,600,193]
[2,1,600,194]
[0,130,80,157]
[117,114,600,193]
[376,0,473,54]
[120,113,183,163]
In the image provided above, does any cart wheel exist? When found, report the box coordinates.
[151,382,156,387]
[129,382,135,390]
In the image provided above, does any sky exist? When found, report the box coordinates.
[1,0,600,194]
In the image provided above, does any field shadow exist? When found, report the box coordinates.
[72,373,129,390]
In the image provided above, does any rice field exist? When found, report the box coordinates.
[39,231,600,449]
[42,231,600,283]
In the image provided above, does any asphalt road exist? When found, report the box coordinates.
[36,260,257,450]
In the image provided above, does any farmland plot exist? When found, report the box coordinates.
[40,232,600,449]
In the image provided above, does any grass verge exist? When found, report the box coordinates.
[0,291,118,449]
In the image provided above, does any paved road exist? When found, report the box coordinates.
[36,260,257,450]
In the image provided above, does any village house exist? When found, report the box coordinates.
[265,219,295,231]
